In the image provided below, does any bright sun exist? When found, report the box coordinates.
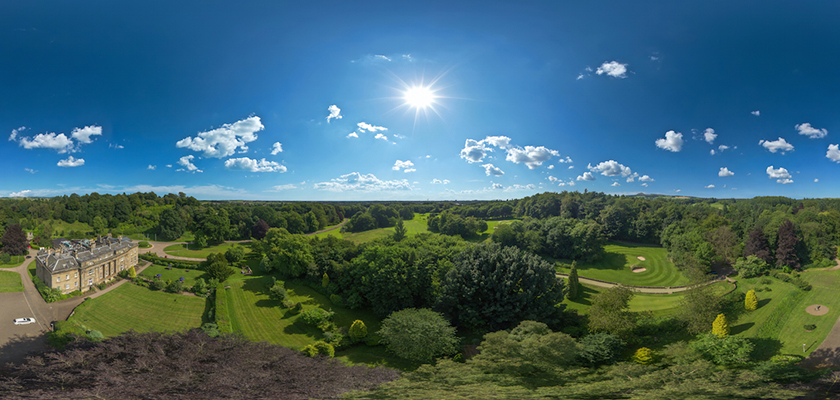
[404,86,435,109]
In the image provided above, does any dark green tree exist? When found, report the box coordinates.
[378,308,458,363]
[567,261,580,300]
[393,218,407,242]
[202,253,234,282]
[257,228,313,278]
[92,216,107,236]
[0,224,28,256]
[577,332,625,367]
[471,321,578,376]
[775,219,800,269]
[224,245,245,264]
[587,285,636,338]
[158,208,186,241]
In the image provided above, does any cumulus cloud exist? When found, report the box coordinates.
[595,61,628,78]
[547,165,554,170]
[71,125,102,144]
[703,128,717,144]
[557,180,576,187]
[827,144,840,163]
[815,179,819,183]
[759,137,794,154]
[460,139,492,163]
[393,160,415,172]
[176,116,264,158]
[504,184,536,192]
[357,122,387,132]
[271,184,297,191]
[639,175,654,182]
[9,190,32,197]
[177,155,203,173]
[718,167,735,177]
[548,176,559,183]
[491,183,504,190]
[24,168,37,174]
[57,156,85,167]
[482,163,505,176]
[796,123,828,139]
[655,130,684,152]
[577,172,595,181]
[751,110,760,116]
[314,172,412,192]
[558,156,573,163]
[8,126,25,141]
[374,133,388,141]
[18,132,75,153]
[270,142,283,155]
[611,182,620,187]
[460,135,560,169]
[431,179,450,184]
[347,132,358,138]
[506,146,560,169]
[326,105,342,123]
[766,166,793,184]
[588,160,632,177]
[484,136,512,149]
[705,184,715,189]
[147,165,156,170]
[224,157,286,173]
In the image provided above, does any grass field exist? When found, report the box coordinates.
[556,242,689,287]
[69,283,206,337]
[163,242,251,259]
[0,271,24,292]
[0,255,27,268]
[564,281,733,316]
[320,213,431,243]
[139,264,208,287]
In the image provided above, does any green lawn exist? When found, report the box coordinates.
[0,271,24,293]
[0,254,27,268]
[163,242,251,259]
[321,213,431,243]
[556,242,689,287]
[139,264,208,287]
[563,281,733,316]
[728,271,840,359]
[69,283,206,337]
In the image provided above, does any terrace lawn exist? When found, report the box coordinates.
[164,242,251,259]
[139,264,208,287]
[69,283,206,337]
[556,242,688,287]
[0,271,24,292]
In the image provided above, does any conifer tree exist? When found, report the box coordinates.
[775,219,800,270]
[743,226,773,265]
[567,261,580,300]
[744,289,758,311]
[393,219,407,242]
[632,347,654,365]
[712,313,729,338]
[349,320,368,341]
[128,266,137,278]
[322,273,330,289]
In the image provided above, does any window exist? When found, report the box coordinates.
[66,274,70,280]
[88,279,93,286]
[89,269,93,275]
[74,272,78,278]
[75,281,78,287]
[65,284,69,290]
[56,276,60,282]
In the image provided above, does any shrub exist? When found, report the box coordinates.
[733,256,769,279]
[128,266,137,278]
[804,324,816,331]
[302,341,335,358]
[712,314,729,338]
[0,252,11,263]
[97,282,107,290]
[192,278,208,296]
[300,308,335,326]
[282,300,296,308]
[138,241,150,248]
[165,279,185,293]
[322,273,330,289]
[149,279,165,291]
[690,333,754,366]
[201,323,221,338]
[379,308,458,363]
[768,270,812,291]
[758,277,772,285]
[269,284,288,302]
[87,330,104,341]
[349,320,368,341]
[744,289,758,311]
[632,347,654,365]
[577,332,626,367]
[329,294,344,307]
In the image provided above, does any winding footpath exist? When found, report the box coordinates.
[555,272,734,294]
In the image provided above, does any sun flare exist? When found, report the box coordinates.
[404,86,436,109]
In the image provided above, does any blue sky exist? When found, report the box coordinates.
[2,0,840,200]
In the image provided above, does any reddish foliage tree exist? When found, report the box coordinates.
[0,224,28,256]
[776,219,800,270]
[743,226,773,265]
[252,219,270,240]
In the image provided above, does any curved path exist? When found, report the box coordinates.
[556,272,733,294]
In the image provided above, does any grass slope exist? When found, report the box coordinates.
[69,283,206,337]
[557,242,688,287]
[163,242,251,259]
[0,270,24,292]
[564,281,733,317]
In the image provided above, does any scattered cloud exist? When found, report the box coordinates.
[24,168,37,174]
[703,128,717,144]
[796,123,828,139]
[766,166,793,184]
[568,165,574,169]
[481,163,505,176]
[8,126,25,141]
[491,183,504,190]
[57,156,85,167]
[460,139,493,163]
[484,136,512,149]
[547,165,555,170]
[109,143,124,149]
[827,144,840,163]
[392,160,415,172]
[176,155,203,173]
[548,176,559,183]
[10,190,32,197]
[639,175,654,182]
[577,172,595,181]
[751,110,760,116]
[270,184,297,191]
[460,136,560,169]
[346,132,358,138]
[431,179,450,184]
[314,172,412,192]
[655,130,684,152]
[326,105,342,123]
[374,133,388,141]
[504,184,536,192]
[588,160,632,177]
[166,164,172,168]
[176,116,264,158]
[641,183,648,187]
[71,125,102,144]
[815,179,819,183]
[759,137,794,154]
[17,132,75,153]
[270,142,283,155]
[558,156,573,163]
[147,165,156,170]
[611,182,620,187]
[595,61,628,78]
[718,167,735,177]
[224,157,286,173]
[576,74,584,80]
[506,146,560,169]
[357,122,387,132]
[705,184,715,189]
[557,180,576,187]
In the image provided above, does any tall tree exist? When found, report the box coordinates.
[392,219,407,242]
[252,219,270,240]
[158,208,186,241]
[712,314,729,338]
[0,224,28,256]
[566,261,580,300]
[587,285,636,338]
[775,219,800,269]
[743,226,773,264]
[744,289,758,311]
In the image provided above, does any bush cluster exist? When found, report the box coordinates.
[768,270,812,291]
[139,253,202,269]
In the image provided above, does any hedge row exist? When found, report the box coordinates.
[769,270,812,291]
[139,253,202,269]
[214,283,233,334]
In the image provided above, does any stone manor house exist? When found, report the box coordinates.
[35,235,139,294]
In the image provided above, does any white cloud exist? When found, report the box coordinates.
[505,145,560,169]
[347,132,359,138]
[147,165,156,170]
[718,167,735,177]
[24,168,37,174]
[611,182,620,187]
[626,172,639,182]
[547,165,554,170]
[766,166,793,184]
[827,144,840,163]
[595,61,628,78]
[374,133,388,141]
[314,172,412,192]
[568,165,574,169]
[393,160,415,172]
[705,184,715,189]
[460,139,492,163]
[18,132,75,153]
[57,156,85,167]
[577,172,595,181]
[548,176,559,183]
[718,145,729,151]
[176,116,264,158]
[375,55,391,62]
[8,126,25,141]
[270,142,283,155]
[639,175,654,182]
[10,190,32,197]
[166,164,172,168]
[655,130,684,152]
[815,179,819,183]
[675,189,681,193]
[481,163,505,176]
[759,137,794,154]
[271,184,297,191]
[357,122,387,132]
[558,156,573,163]
[326,105,342,123]
[703,128,717,144]
[588,160,632,177]
[177,155,203,173]
[576,74,584,80]
[796,123,828,139]
[71,125,102,144]
[491,183,504,190]
[557,180,576,187]
[751,110,760,116]
[224,157,286,173]
[109,143,124,149]
[504,184,536,192]
[641,183,648,187]
[431,179,450,184]
[484,136,512,149]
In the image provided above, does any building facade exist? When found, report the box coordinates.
[35,235,139,294]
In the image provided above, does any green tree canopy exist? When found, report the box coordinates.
[1,224,28,256]
[378,308,458,363]
[257,228,313,278]
[587,285,636,338]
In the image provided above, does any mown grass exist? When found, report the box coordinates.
[163,242,251,259]
[326,213,431,244]
[556,242,688,287]
[0,254,27,268]
[69,283,206,337]
[563,281,732,317]
[139,264,208,287]
[0,270,24,292]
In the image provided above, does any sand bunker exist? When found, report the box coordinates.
[806,305,829,316]
[637,256,646,261]
[632,268,647,273]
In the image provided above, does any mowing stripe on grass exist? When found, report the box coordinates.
[754,289,807,339]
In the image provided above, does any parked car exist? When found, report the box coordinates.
[13,318,35,325]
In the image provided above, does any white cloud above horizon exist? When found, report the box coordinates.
[177,155,203,173]
[326,105,342,123]
[270,142,283,155]
[393,160,415,172]
[313,172,412,192]
[759,137,794,154]
[57,156,85,167]
[224,157,286,173]
[481,163,505,176]
[655,130,684,152]
[176,116,263,158]
[703,128,717,144]
[766,166,793,184]
[827,144,840,163]
[719,167,735,177]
